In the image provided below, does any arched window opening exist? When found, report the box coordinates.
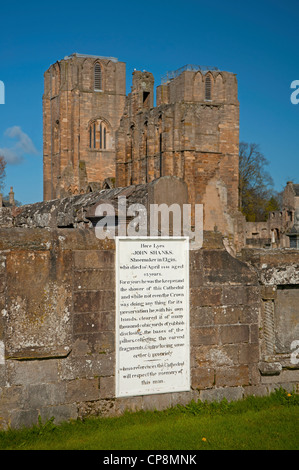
[94,63,102,90]
[100,123,103,149]
[89,119,109,150]
[205,75,212,100]
[104,126,107,150]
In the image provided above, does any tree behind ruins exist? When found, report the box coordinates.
[239,142,280,222]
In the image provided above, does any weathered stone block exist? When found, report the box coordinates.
[73,312,101,334]
[191,367,214,389]
[92,332,115,353]
[74,270,114,291]
[39,404,78,425]
[246,286,261,305]
[189,270,204,288]
[74,250,114,270]
[60,353,114,380]
[202,345,238,367]
[203,250,257,284]
[239,343,259,364]
[8,359,59,386]
[99,311,115,331]
[243,385,268,397]
[27,382,66,408]
[250,324,259,344]
[0,384,24,410]
[259,362,282,376]
[99,376,115,398]
[191,306,215,327]
[213,306,240,325]
[249,363,261,385]
[115,396,143,415]
[171,391,193,407]
[190,287,222,307]
[10,409,39,429]
[72,338,92,357]
[142,392,172,411]
[222,286,245,305]
[199,386,244,403]
[220,325,249,345]
[66,378,100,403]
[191,327,218,346]
[74,312,114,335]
[239,305,260,324]
[5,250,73,359]
[73,333,116,356]
[261,285,277,300]
[215,365,249,387]
[222,286,260,307]
[74,290,115,313]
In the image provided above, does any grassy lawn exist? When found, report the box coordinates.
[0,388,298,450]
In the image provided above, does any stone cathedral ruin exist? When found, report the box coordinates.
[0,53,298,429]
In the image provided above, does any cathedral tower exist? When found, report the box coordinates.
[43,53,126,200]
[116,65,240,238]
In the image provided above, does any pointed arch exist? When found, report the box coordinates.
[205,73,213,101]
[94,62,102,90]
[214,72,225,101]
[193,71,204,101]
[88,117,111,150]
[81,58,93,90]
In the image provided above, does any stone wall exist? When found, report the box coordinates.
[242,248,299,381]
[0,228,298,429]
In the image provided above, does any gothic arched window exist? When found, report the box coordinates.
[88,119,109,150]
[205,75,212,101]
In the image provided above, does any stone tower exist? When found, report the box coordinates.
[43,53,126,200]
[116,66,240,239]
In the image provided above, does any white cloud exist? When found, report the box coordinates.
[0,126,39,165]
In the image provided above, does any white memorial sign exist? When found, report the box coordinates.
[115,237,190,397]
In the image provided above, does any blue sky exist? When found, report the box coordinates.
[0,0,298,204]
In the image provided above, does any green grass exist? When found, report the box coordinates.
[0,388,298,450]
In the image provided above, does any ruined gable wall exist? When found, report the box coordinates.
[283,182,299,211]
